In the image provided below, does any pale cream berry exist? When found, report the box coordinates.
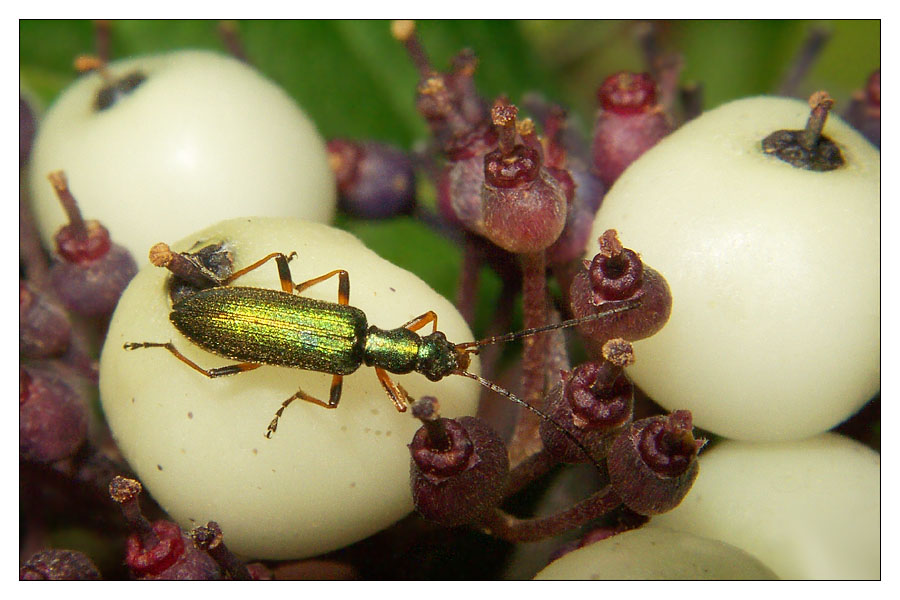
[591,96,879,440]
[100,217,479,559]
[29,50,336,260]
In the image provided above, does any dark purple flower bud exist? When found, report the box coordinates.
[20,365,88,463]
[546,167,605,265]
[570,230,672,351]
[843,69,880,149]
[607,410,705,515]
[20,280,71,358]
[20,549,101,580]
[436,125,498,232]
[410,406,508,526]
[327,139,416,219]
[540,361,634,464]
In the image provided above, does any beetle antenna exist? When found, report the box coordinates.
[454,370,605,473]
[455,298,641,352]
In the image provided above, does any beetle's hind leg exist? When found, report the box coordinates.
[123,342,263,377]
[266,374,344,438]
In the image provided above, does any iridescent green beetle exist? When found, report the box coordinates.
[125,244,638,451]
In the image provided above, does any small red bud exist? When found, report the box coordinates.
[481,101,567,253]
[19,280,72,359]
[598,72,657,115]
[126,520,221,580]
[327,139,416,219]
[111,476,221,580]
[592,72,671,187]
[20,364,88,463]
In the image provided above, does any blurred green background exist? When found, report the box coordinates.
[20,20,880,332]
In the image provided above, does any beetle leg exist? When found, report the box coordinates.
[401,311,438,334]
[375,367,409,412]
[123,342,263,377]
[266,374,343,438]
[294,269,350,305]
[222,252,297,293]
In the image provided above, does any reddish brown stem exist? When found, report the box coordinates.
[218,21,250,64]
[492,102,519,156]
[503,448,557,497]
[191,522,252,580]
[47,171,87,236]
[801,91,834,151]
[634,21,681,114]
[93,20,112,64]
[507,251,549,467]
[778,27,831,96]
[392,20,432,76]
[110,477,159,548]
[479,484,623,542]
[455,233,482,326]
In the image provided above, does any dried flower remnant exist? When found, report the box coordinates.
[191,521,253,580]
[74,54,148,112]
[762,91,845,171]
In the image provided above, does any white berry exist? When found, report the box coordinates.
[652,434,880,579]
[591,96,879,440]
[535,527,777,580]
[99,218,480,559]
[29,50,336,260]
